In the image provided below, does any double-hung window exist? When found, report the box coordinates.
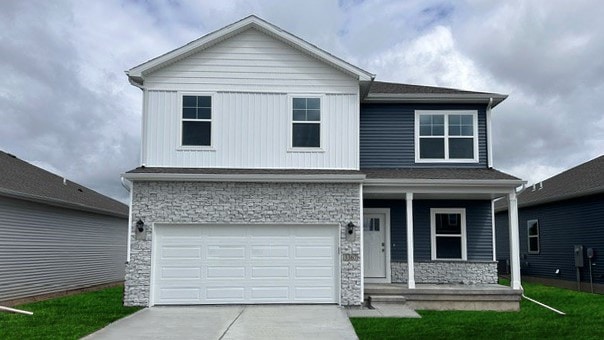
[291,97,321,148]
[182,95,211,147]
[416,111,478,162]
[431,208,467,260]
[527,219,540,254]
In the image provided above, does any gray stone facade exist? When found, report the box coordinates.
[391,261,498,284]
[124,181,361,306]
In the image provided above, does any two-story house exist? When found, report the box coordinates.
[122,15,524,310]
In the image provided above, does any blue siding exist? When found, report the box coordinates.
[360,103,488,168]
[495,194,604,284]
[365,199,493,262]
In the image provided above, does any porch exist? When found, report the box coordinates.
[365,283,522,311]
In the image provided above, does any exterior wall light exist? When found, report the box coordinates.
[136,219,145,233]
[347,222,356,235]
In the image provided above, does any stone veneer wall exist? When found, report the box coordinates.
[391,261,498,284]
[124,181,361,306]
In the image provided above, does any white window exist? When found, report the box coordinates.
[527,219,540,254]
[291,97,321,148]
[415,110,478,162]
[430,208,467,260]
[181,94,212,147]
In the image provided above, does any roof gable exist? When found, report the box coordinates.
[127,15,374,85]
[0,151,128,217]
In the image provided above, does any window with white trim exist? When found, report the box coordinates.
[182,95,211,146]
[416,111,478,162]
[292,97,320,148]
[527,219,540,254]
[431,208,467,260]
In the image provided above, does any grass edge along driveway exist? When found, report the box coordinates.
[0,285,141,340]
[351,281,604,339]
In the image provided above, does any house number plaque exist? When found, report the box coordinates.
[343,254,359,261]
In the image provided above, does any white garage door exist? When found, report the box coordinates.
[152,224,339,305]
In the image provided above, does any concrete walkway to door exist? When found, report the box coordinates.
[84,305,359,340]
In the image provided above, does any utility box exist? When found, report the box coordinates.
[574,245,584,267]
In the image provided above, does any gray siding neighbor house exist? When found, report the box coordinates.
[122,15,525,310]
[0,151,129,304]
[496,155,604,293]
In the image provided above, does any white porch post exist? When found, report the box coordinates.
[406,192,415,289]
[508,191,522,290]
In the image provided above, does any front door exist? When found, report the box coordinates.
[363,210,389,281]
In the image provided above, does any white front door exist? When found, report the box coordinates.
[363,209,390,282]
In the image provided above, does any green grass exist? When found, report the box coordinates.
[351,281,604,340]
[0,286,141,340]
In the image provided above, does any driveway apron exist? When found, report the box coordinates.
[85,305,358,340]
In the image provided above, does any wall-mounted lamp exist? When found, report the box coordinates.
[347,222,356,235]
[136,219,145,233]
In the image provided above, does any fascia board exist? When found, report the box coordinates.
[364,94,508,107]
[364,178,525,191]
[128,15,374,82]
[123,172,367,183]
[0,189,128,218]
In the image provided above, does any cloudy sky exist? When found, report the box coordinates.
[1,0,603,203]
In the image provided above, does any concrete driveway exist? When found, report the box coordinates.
[85,305,358,340]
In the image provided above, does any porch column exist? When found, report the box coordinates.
[406,192,415,289]
[508,191,522,290]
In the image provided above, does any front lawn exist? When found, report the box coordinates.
[351,282,604,339]
[0,286,141,340]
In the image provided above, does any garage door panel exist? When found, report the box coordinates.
[153,224,338,305]
[206,266,246,279]
[162,246,201,259]
[206,245,246,259]
[251,245,289,259]
[161,266,202,279]
[251,266,290,278]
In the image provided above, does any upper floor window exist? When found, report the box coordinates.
[415,110,478,163]
[291,97,321,148]
[527,219,540,254]
[431,208,467,260]
[182,95,211,146]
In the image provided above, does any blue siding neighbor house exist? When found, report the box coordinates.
[496,155,604,293]
[122,16,525,310]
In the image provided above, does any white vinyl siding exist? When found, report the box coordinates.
[143,91,358,168]
[143,29,358,94]
[0,196,126,302]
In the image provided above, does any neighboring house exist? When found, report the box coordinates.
[122,15,524,309]
[0,151,128,304]
[496,155,604,293]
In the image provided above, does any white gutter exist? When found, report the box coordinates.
[0,306,33,315]
[486,97,494,168]
[364,178,524,188]
[121,176,133,263]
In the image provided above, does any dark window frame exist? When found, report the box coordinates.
[181,94,212,147]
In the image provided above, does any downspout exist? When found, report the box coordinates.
[121,176,133,263]
[486,97,494,168]
[0,306,33,315]
[522,291,566,315]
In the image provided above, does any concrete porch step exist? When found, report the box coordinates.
[368,295,407,304]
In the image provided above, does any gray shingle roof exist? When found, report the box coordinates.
[126,166,520,181]
[368,81,500,96]
[497,155,604,211]
[362,168,521,181]
[0,151,128,217]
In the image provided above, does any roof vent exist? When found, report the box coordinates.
[63,178,67,185]
[532,184,536,192]
[539,182,543,190]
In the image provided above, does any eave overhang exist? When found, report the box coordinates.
[122,172,367,183]
[363,93,508,107]
[0,189,128,218]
